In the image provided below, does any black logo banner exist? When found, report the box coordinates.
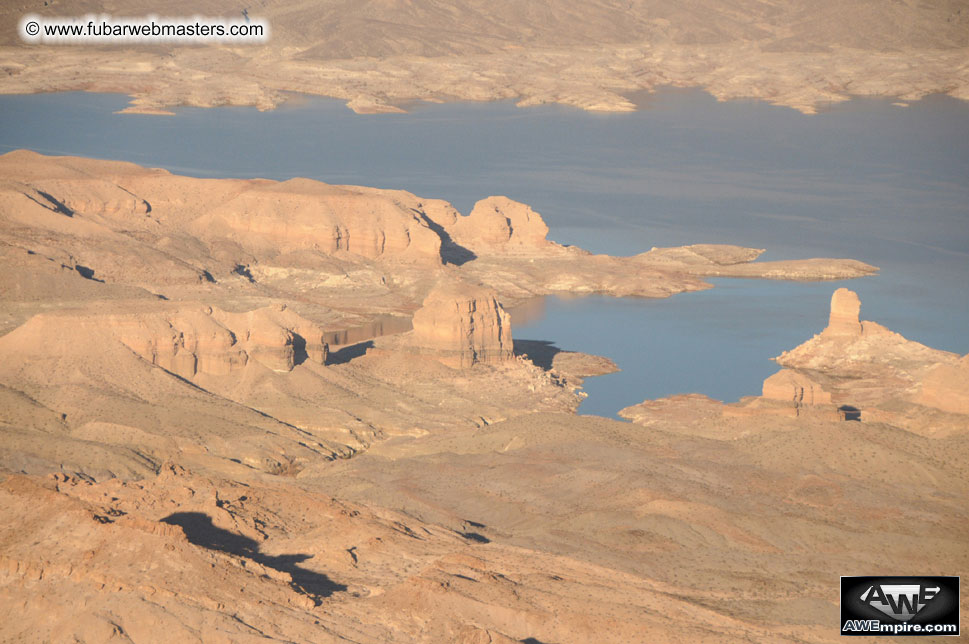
[841,576,959,637]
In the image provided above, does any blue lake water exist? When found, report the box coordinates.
[1,89,966,416]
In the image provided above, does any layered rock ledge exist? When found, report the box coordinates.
[0,150,877,321]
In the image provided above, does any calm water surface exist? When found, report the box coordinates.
[1,90,966,416]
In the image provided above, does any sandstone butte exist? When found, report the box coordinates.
[405,281,514,369]
[1,1,967,115]
[1,151,967,642]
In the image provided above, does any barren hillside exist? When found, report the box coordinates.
[2,0,967,113]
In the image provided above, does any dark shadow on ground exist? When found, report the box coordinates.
[327,340,374,365]
[291,333,308,366]
[35,190,74,216]
[412,208,477,266]
[74,265,104,282]
[513,339,561,372]
[161,512,346,604]
[459,531,491,544]
[232,264,255,282]
[839,405,862,421]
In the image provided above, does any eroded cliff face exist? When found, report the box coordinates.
[0,151,879,317]
[194,179,444,263]
[761,369,833,406]
[408,280,514,368]
[0,304,327,380]
[915,354,969,416]
[448,196,554,256]
[1,152,447,273]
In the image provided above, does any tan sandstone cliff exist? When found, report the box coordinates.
[405,280,514,369]
[0,151,878,317]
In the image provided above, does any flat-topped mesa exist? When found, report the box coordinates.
[409,280,514,368]
[447,196,556,256]
[192,179,444,263]
[0,152,449,271]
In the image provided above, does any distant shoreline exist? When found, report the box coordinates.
[2,40,967,117]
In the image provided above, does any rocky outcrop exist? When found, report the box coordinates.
[447,196,555,255]
[916,355,969,415]
[823,288,863,337]
[121,305,329,376]
[408,280,514,368]
[761,369,832,406]
[116,309,248,377]
[208,305,329,373]
[0,152,880,307]
[623,289,969,435]
[775,289,953,387]
[0,305,328,380]
[192,179,444,263]
[750,289,965,433]
[636,248,879,282]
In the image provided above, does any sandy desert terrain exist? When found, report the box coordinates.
[0,149,965,641]
[2,0,968,114]
[2,1,968,641]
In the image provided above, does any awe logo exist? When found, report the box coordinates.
[841,576,960,637]
[860,583,940,621]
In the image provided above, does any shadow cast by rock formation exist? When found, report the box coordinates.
[513,339,562,372]
[34,189,74,216]
[838,405,862,421]
[231,264,256,282]
[291,333,309,367]
[412,208,477,266]
[160,512,346,604]
[73,265,104,282]
[327,340,374,365]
